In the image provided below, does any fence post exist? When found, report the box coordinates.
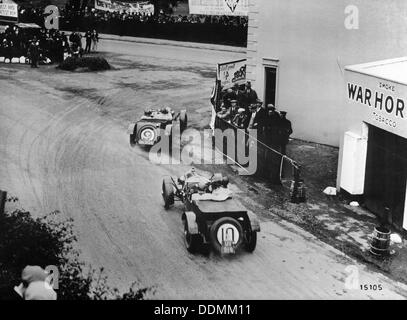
[0,190,7,216]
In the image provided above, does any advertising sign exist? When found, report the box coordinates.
[0,0,18,23]
[346,76,407,139]
[94,0,154,15]
[189,0,248,16]
[217,58,246,88]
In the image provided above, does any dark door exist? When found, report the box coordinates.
[364,125,407,229]
[264,67,277,107]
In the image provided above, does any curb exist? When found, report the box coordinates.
[64,31,246,54]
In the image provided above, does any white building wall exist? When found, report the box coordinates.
[247,0,407,146]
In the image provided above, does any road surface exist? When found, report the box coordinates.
[0,39,406,299]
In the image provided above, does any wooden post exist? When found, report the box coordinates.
[0,190,7,216]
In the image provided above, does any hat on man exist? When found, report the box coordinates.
[230,100,237,104]
[20,266,57,300]
[267,104,275,109]
[21,266,48,284]
[280,111,287,116]
[238,108,245,114]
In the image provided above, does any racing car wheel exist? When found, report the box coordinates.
[162,177,174,209]
[129,133,136,146]
[183,219,202,253]
[244,230,257,253]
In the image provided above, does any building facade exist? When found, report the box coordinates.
[246,0,407,231]
[246,0,407,146]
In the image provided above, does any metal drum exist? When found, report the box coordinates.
[369,226,391,256]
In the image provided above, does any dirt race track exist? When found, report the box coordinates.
[1,39,407,299]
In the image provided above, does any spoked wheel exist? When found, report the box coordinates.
[244,231,257,253]
[183,219,202,254]
[162,178,174,209]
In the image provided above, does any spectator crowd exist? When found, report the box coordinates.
[17,1,248,46]
[0,24,99,67]
[19,3,248,28]
[216,81,293,155]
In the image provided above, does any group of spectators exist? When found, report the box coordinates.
[60,7,248,27]
[0,26,67,64]
[216,81,293,155]
[17,1,247,46]
[19,4,248,28]
[0,24,99,67]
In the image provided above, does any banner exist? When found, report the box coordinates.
[0,0,18,22]
[94,0,154,15]
[217,59,246,88]
[189,0,249,16]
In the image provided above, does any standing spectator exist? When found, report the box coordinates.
[241,81,258,110]
[278,111,293,155]
[28,37,39,68]
[232,108,250,129]
[232,83,243,106]
[84,30,92,53]
[2,39,11,62]
[217,105,232,122]
[252,101,269,132]
[55,33,64,62]
[91,29,99,52]
[266,104,282,149]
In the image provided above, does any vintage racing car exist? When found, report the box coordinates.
[128,107,187,146]
[162,169,260,254]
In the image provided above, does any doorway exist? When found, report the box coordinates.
[364,124,407,229]
[264,67,277,107]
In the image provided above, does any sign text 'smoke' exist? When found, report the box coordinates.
[347,82,405,130]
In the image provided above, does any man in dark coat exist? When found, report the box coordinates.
[251,100,269,135]
[278,111,293,155]
[28,37,39,68]
[241,81,258,110]
[85,30,92,53]
[232,82,243,106]
[265,104,282,149]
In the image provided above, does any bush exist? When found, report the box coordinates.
[0,198,150,300]
[58,56,111,72]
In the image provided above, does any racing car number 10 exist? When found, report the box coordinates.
[218,223,240,254]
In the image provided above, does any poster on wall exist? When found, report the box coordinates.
[217,58,247,88]
[94,0,154,15]
[188,0,249,16]
[0,0,18,23]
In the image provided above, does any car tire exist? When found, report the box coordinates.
[183,219,202,254]
[162,178,174,209]
[180,111,187,132]
[209,217,243,254]
[129,133,136,146]
[244,231,257,253]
